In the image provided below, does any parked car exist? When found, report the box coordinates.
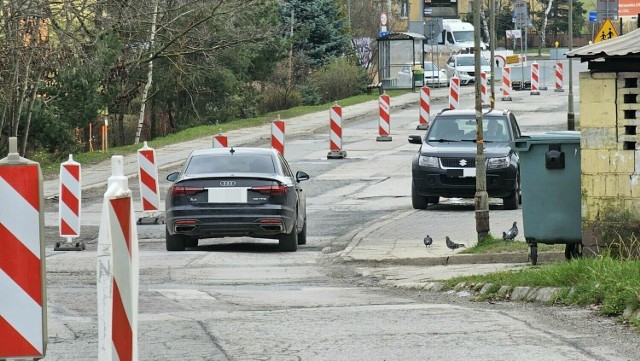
[164,147,309,252]
[444,54,492,85]
[397,61,448,88]
[407,109,522,210]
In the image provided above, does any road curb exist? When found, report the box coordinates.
[340,251,565,266]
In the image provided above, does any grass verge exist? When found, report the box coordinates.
[459,235,564,254]
[443,252,640,330]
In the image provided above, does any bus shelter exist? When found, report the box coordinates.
[377,32,426,91]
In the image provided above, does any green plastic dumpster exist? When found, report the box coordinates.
[513,131,582,265]
[412,65,424,90]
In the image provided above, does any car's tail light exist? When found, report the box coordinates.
[250,184,288,196]
[171,185,205,197]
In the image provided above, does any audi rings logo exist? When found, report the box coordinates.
[219,181,236,187]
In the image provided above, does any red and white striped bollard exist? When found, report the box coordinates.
[501,66,512,101]
[271,116,285,155]
[56,154,84,251]
[0,137,47,359]
[327,103,347,159]
[555,62,564,92]
[530,62,540,95]
[377,93,392,141]
[417,86,430,130]
[98,155,139,361]
[213,134,228,148]
[449,77,460,109]
[137,142,161,224]
[480,72,489,107]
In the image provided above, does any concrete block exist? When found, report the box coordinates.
[581,174,593,198]
[578,102,617,128]
[631,174,640,197]
[580,73,616,103]
[581,127,617,150]
[609,151,635,173]
[605,175,618,197]
[497,285,512,298]
[581,149,610,174]
[592,174,606,197]
[510,286,533,300]
[534,287,561,303]
[618,174,633,198]
[479,283,494,294]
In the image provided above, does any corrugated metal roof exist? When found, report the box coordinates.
[566,27,640,59]
[378,32,426,41]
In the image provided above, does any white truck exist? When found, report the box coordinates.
[437,19,487,53]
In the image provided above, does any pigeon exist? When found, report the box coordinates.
[445,236,465,250]
[423,235,433,247]
[503,221,518,241]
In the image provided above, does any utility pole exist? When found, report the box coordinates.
[489,0,496,109]
[474,0,489,240]
[567,0,575,130]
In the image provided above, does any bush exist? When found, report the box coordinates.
[257,84,302,113]
[310,57,369,103]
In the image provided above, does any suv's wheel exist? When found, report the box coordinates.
[279,221,298,252]
[411,184,428,209]
[166,228,186,251]
[503,178,520,210]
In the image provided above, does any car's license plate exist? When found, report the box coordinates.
[207,187,248,203]
[447,168,476,177]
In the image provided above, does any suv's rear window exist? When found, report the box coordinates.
[185,154,276,174]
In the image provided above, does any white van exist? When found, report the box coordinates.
[437,19,487,53]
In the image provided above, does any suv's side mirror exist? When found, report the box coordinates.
[408,135,423,144]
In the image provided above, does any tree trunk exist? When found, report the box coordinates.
[20,85,38,157]
[135,0,159,144]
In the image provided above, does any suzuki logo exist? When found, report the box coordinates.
[219,181,236,187]
[459,159,467,167]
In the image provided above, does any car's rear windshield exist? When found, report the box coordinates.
[185,154,276,174]
[427,116,510,142]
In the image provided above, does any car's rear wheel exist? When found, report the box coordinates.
[279,221,298,252]
[166,228,186,251]
[411,184,428,209]
[297,218,307,245]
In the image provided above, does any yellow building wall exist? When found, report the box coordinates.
[581,71,640,255]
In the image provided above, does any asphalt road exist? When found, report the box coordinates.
[36,60,640,360]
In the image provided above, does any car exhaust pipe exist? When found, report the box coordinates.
[259,224,284,232]
[175,225,197,232]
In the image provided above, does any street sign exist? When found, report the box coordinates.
[589,11,597,23]
[596,0,618,21]
[594,18,619,43]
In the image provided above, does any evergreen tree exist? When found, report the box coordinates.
[280,0,351,69]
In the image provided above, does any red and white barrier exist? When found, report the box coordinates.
[530,62,540,95]
[327,103,347,159]
[555,62,564,92]
[212,134,228,148]
[501,67,512,101]
[449,77,460,110]
[480,72,489,107]
[417,86,430,130]
[271,117,285,155]
[377,93,392,141]
[137,142,160,214]
[0,137,47,359]
[98,155,139,361]
[56,154,84,251]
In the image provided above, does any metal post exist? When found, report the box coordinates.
[489,0,496,109]
[568,0,575,130]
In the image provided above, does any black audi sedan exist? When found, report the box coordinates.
[408,109,522,210]
[164,147,309,252]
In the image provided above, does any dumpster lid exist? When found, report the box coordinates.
[513,131,580,151]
